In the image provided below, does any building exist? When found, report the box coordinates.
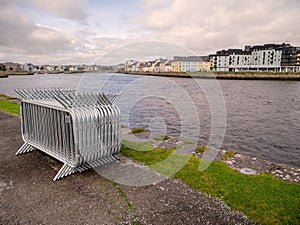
[248,44,282,71]
[23,63,34,72]
[172,56,209,72]
[125,60,138,72]
[280,44,300,71]
[165,60,172,72]
[210,43,300,72]
[151,59,161,72]
[3,62,21,72]
[159,59,172,72]
[198,61,211,72]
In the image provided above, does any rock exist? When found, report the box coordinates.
[226,161,233,166]
[240,168,257,175]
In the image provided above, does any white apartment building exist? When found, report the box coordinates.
[250,48,282,70]
[210,43,296,72]
[229,54,251,71]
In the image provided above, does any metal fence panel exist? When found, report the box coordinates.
[16,89,121,181]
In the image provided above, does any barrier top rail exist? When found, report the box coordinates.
[15,88,119,109]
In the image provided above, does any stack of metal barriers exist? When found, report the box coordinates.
[16,88,121,181]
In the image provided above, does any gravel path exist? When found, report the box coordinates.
[0,111,258,224]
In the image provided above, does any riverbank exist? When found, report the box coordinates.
[0,95,299,224]
[122,71,300,80]
[4,71,35,76]
[0,110,258,225]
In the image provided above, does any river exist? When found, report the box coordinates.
[0,72,299,167]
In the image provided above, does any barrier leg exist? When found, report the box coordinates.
[53,164,76,181]
[53,155,118,181]
[16,143,36,155]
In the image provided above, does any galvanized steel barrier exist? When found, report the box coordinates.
[16,88,121,181]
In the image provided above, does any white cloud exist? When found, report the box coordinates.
[1,0,299,65]
[0,1,88,64]
[31,0,87,21]
[130,0,300,54]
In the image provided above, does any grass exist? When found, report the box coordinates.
[154,134,170,141]
[0,94,20,115]
[121,144,174,166]
[112,182,132,209]
[122,140,153,152]
[222,149,236,160]
[195,145,209,153]
[1,93,299,224]
[130,127,146,134]
[120,144,300,225]
[183,139,195,144]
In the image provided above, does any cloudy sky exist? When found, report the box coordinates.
[0,0,299,65]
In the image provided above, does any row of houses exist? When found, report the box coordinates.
[124,56,211,73]
[0,62,35,72]
[123,43,300,73]
[2,43,299,74]
[209,43,300,72]
[0,62,105,73]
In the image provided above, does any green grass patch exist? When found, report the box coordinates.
[183,139,195,144]
[122,140,153,152]
[130,127,146,134]
[121,144,300,225]
[195,145,209,153]
[222,149,236,160]
[121,144,173,166]
[121,144,191,177]
[154,134,170,141]
[0,97,20,115]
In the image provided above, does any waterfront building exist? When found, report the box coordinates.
[210,43,300,72]
[151,59,161,72]
[280,45,300,71]
[210,51,230,72]
[142,62,152,72]
[125,60,138,72]
[22,63,35,72]
[159,59,172,72]
[2,62,21,72]
[165,60,172,72]
[248,44,282,71]
[198,60,211,72]
[171,56,209,72]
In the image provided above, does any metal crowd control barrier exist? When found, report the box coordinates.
[15,89,121,181]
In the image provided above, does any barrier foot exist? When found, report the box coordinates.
[53,155,118,181]
[53,164,76,181]
[16,143,36,156]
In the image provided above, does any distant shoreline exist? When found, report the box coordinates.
[0,72,34,77]
[120,71,300,81]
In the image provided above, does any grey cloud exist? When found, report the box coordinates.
[0,4,73,55]
[0,2,87,64]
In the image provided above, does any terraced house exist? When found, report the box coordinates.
[171,56,210,72]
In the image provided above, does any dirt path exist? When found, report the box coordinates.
[0,111,257,224]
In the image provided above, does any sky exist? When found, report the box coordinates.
[0,0,299,65]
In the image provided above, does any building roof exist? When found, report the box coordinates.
[173,56,209,62]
